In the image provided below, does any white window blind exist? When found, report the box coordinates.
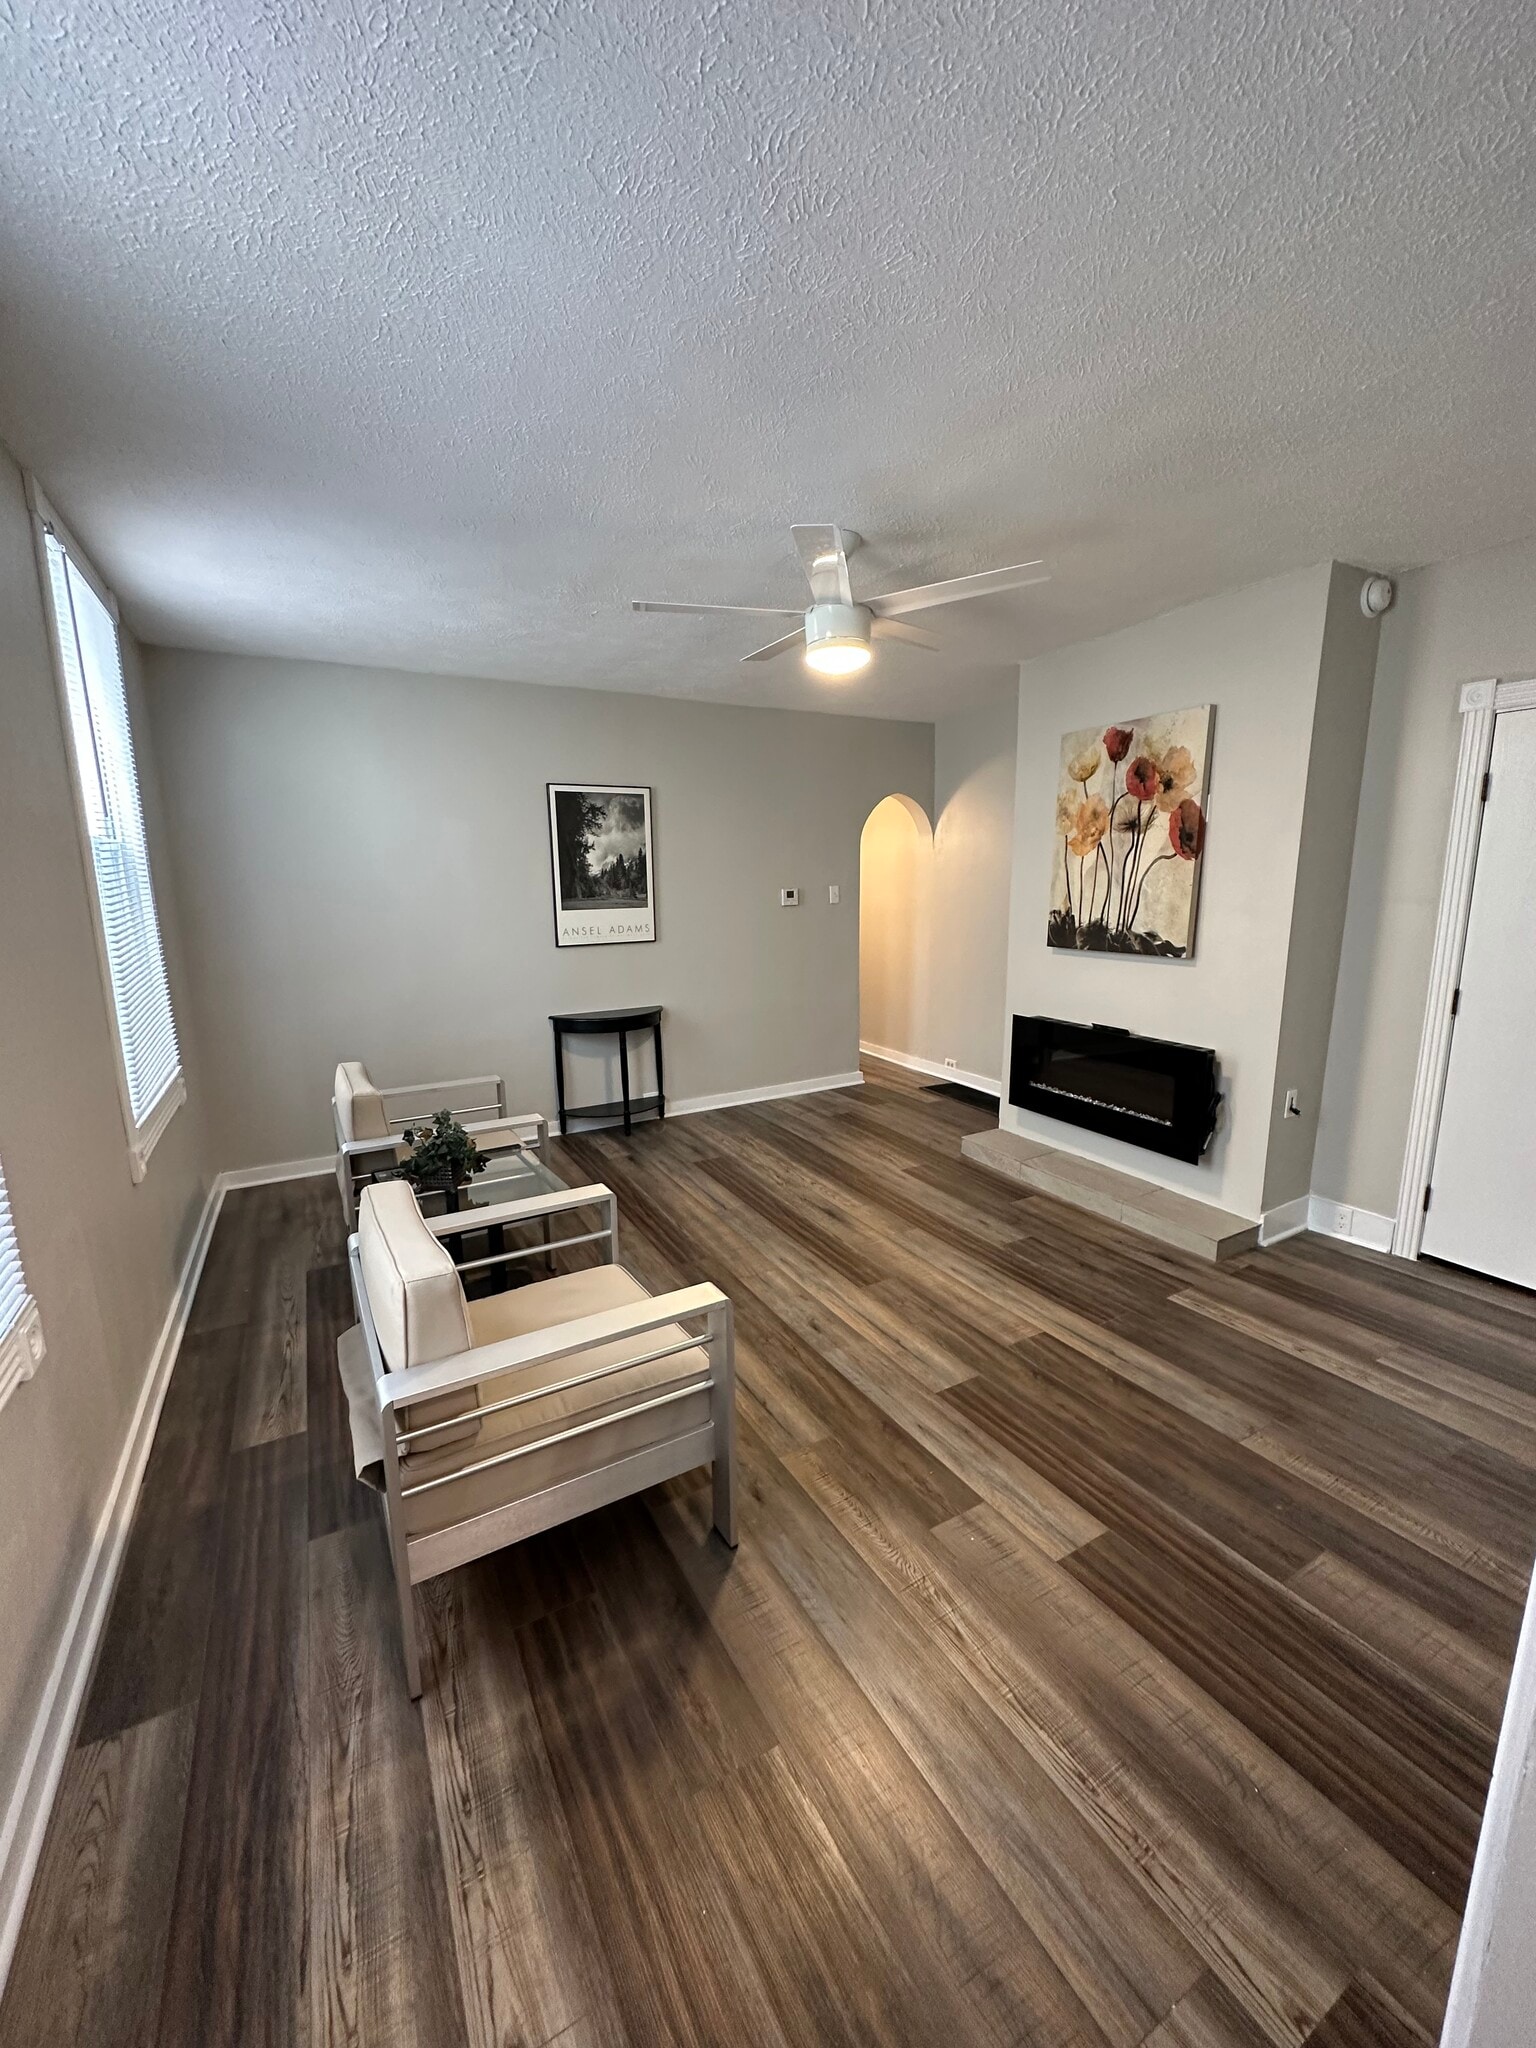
[0,1160,44,1405]
[40,520,183,1165]
[0,1167,27,1345]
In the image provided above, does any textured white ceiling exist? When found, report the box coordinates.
[2,1,1534,720]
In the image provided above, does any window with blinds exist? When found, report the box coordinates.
[37,504,184,1176]
[0,1168,29,1345]
[0,1160,44,1405]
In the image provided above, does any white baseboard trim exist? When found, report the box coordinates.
[0,1171,226,1991]
[1307,1196,1395,1253]
[218,1154,332,1190]
[671,1071,864,1119]
[1261,1195,1395,1252]
[858,1041,1001,1098]
[556,1073,865,1131]
[212,1078,873,1177]
[1258,1194,1311,1246]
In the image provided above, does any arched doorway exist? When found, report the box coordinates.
[858,793,934,1066]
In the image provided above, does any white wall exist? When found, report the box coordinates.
[144,648,934,1169]
[1000,563,1378,1222]
[1315,532,1536,1218]
[0,447,210,1941]
[858,695,1016,1089]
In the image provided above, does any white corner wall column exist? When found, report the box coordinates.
[1392,677,1536,1259]
[1439,1563,1536,2048]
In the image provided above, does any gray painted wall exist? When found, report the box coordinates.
[0,446,210,1898]
[1315,532,1536,1218]
[1000,562,1377,1222]
[1262,563,1382,1210]
[143,649,934,1169]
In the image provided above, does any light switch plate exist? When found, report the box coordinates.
[828,884,840,904]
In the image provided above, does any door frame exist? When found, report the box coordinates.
[1393,675,1536,1258]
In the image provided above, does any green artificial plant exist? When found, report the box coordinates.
[398,1109,487,1191]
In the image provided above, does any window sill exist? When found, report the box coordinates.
[129,1073,187,1184]
[0,1301,45,1414]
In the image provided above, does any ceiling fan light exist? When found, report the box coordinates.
[803,600,872,678]
[804,639,872,678]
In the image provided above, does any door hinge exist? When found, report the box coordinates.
[1481,769,1492,803]
[1450,987,1460,1017]
[1423,1184,1433,1214]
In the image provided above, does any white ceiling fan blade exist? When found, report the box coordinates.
[871,618,940,652]
[740,628,806,664]
[632,600,804,617]
[866,561,1050,619]
[790,525,854,606]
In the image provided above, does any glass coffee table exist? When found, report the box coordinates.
[406,1144,572,1294]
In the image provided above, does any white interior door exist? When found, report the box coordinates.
[1421,707,1536,1289]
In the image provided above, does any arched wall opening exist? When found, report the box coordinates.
[853,694,1019,1094]
[858,792,935,1064]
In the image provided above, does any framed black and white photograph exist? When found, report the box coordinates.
[547,783,656,947]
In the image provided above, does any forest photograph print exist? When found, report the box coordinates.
[548,783,656,947]
[1047,706,1211,957]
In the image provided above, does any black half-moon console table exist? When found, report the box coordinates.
[550,1006,665,1135]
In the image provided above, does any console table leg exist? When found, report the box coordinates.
[654,1019,666,1119]
[618,1028,632,1135]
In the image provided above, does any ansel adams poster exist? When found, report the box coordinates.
[1047,705,1212,957]
[548,784,656,947]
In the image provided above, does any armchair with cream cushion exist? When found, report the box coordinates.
[340,1177,736,1695]
[332,1058,548,1223]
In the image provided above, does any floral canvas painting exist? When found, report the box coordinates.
[1047,705,1211,957]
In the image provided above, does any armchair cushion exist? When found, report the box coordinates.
[462,1115,543,1153]
[357,1180,480,1450]
[335,1060,391,1142]
[400,1263,712,1539]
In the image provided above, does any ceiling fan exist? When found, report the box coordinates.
[632,525,1049,678]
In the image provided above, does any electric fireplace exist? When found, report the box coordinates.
[1008,1017,1220,1163]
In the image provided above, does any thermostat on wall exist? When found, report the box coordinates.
[780,887,800,907]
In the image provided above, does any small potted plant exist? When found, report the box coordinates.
[398,1110,486,1205]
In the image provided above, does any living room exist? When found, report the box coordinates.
[1,6,1534,2046]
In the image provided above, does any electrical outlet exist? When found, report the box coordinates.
[1283,1088,1300,1118]
[944,1058,957,1070]
[828,884,840,904]
[780,886,800,907]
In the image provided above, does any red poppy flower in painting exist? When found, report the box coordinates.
[1125,754,1161,802]
[1169,797,1204,860]
[1103,725,1134,763]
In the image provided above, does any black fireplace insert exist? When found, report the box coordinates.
[1008,1016,1220,1163]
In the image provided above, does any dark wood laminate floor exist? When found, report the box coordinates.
[6,1061,1536,2048]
